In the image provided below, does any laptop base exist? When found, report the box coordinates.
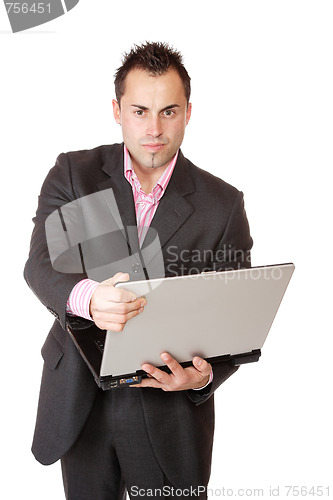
[98,349,261,391]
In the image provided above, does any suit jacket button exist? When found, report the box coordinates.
[132,263,142,274]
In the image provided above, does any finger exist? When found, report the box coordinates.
[160,352,183,377]
[141,363,171,385]
[101,297,146,315]
[95,321,127,332]
[130,378,162,389]
[95,305,145,327]
[192,356,212,376]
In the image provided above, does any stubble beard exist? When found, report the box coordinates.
[147,152,160,169]
[148,151,170,169]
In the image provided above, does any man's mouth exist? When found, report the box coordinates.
[142,143,166,152]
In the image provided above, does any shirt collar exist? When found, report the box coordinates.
[123,144,178,201]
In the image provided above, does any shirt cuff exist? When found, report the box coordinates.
[192,369,214,391]
[66,279,99,320]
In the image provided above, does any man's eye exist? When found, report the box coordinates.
[163,109,175,116]
[135,110,145,116]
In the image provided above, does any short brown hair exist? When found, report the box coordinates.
[114,41,191,105]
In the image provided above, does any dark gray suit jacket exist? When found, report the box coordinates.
[24,143,252,488]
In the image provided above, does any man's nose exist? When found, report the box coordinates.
[146,116,163,138]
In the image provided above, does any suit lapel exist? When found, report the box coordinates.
[148,150,196,250]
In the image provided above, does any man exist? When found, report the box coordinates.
[25,42,252,499]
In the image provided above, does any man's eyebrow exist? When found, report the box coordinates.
[131,105,149,110]
[130,104,180,112]
[160,104,180,112]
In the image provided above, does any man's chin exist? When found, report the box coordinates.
[139,154,172,170]
[127,146,176,170]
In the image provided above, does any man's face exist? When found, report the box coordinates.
[113,68,191,171]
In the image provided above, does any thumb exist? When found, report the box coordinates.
[104,272,130,286]
[192,356,210,374]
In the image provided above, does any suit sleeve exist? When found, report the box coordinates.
[24,153,91,332]
[187,190,253,405]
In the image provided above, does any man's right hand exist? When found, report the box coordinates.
[89,272,146,331]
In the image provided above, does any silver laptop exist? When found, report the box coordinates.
[68,263,294,389]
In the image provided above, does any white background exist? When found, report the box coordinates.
[1,1,332,498]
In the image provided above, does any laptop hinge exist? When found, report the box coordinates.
[232,349,261,365]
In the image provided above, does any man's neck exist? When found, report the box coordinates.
[132,162,169,195]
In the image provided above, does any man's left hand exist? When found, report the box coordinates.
[131,352,212,391]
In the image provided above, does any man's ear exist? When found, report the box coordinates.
[186,102,192,126]
[112,99,121,124]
